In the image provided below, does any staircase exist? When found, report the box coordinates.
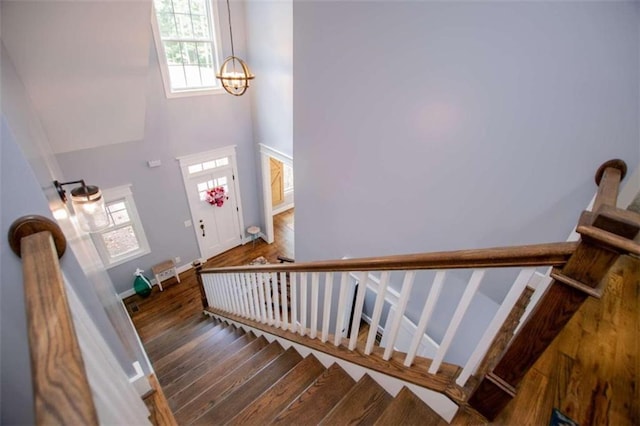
[147,315,450,425]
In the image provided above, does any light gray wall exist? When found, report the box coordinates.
[294,2,639,314]
[1,120,37,425]
[245,0,293,158]
[56,21,259,294]
[1,39,151,425]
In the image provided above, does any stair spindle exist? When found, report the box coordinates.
[310,272,319,338]
[321,272,334,343]
[365,271,390,355]
[348,271,370,351]
[334,272,350,346]
[383,271,416,360]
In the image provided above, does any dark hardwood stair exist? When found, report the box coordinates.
[148,316,454,425]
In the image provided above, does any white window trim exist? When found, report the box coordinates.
[92,184,151,269]
[150,1,226,98]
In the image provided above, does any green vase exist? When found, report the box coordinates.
[134,274,152,298]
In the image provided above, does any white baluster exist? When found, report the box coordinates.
[203,275,214,307]
[272,272,281,327]
[429,270,485,374]
[264,273,274,325]
[223,274,233,312]
[456,268,535,386]
[334,272,350,346]
[241,273,255,320]
[365,271,390,354]
[237,273,249,318]
[348,271,370,351]
[250,273,262,321]
[213,275,223,309]
[383,271,416,360]
[229,273,243,316]
[321,272,334,343]
[280,272,289,330]
[238,272,253,318]
[257,273,268,323]
[290,273,298,333]
[405,271,446,367]
[310,272,319,339]
[300,273,308,336]
[224,274,238,314]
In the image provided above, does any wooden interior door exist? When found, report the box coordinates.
[270,157,284,206]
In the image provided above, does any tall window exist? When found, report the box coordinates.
[91,185,151,268]
[151,0,222,97]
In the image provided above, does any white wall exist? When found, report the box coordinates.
[52,1,260,294]
[294,2,639,318]
[245,0,293,158]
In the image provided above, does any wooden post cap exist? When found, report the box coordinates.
[8,215,67,258]
[595,159,627,185]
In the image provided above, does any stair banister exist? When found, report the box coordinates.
[468,159,640,419]
[198,159,639,421]
[8,216,99,426]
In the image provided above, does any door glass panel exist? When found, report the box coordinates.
[189,164,203,174]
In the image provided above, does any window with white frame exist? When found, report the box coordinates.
[151,0,222,97]
[283,163,294,193]
[91,185,151,268]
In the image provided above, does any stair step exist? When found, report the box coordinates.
[157,326,244,383]
[195,347,304,425]
[174,341,285,425]
[271,363,356,425]
[374,387,443,425]
[320,374,392,426]
[152,322,226,370]
[228,354,326,426]
[145,316,215,359]
[166,333,261,406]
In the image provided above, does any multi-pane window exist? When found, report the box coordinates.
[283,163,294,193]
[187,156,230,175]
[91,185,150,268]
[152,0,222,96]
[197,177,229,201]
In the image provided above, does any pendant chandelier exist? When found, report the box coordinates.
[217,0,254,96]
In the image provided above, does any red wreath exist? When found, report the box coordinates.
[206,186,228,207]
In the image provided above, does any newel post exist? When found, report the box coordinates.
[193,260,209,309]
[468,159,640,420]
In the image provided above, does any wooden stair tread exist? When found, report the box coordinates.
[174,341,285,425]
[271,363,356,425]
[374,387,443,425]
[320,374,392,426]
[157,326,244,383]
[146,316,216,359]
[166,333,262,406]
[228,354,326,426]
[195,347,304,424]
[152,322,226,370]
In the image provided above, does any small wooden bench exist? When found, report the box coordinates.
[151,259,180,291]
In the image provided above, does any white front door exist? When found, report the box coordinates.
[178,146,244,260]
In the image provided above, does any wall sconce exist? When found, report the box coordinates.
[216,0,254,96]
[54,180,110,232]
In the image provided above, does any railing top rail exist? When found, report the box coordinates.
[201,241,578,274]
[9,215,98,426]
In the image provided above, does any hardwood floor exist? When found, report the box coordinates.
[125,209,294,341]
[126,212,639,425]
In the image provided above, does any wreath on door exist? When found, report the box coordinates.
[205,186,228,207]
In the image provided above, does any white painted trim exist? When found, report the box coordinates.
[259,143,294,244]
[259,143,293,164]
[272,202,294,216]
[205,311,459,422]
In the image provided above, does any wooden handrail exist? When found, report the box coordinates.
[201,241,578,274]
[9,216,98,426]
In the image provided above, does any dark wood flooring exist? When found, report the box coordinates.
[126,209,639,425]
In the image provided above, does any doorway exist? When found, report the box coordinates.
[178,146,245,260]
[259,144,294,244]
